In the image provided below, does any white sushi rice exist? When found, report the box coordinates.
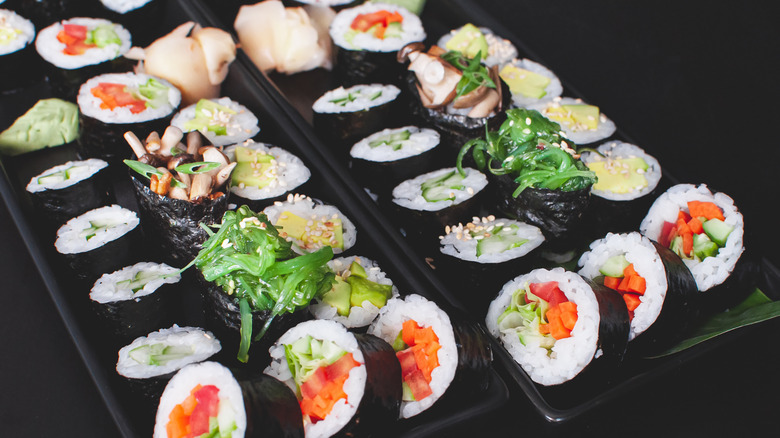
[264,320,367,438]
[35,17,131,69]
[100,0,154,14]
[312,83,400,114]
[367,294,458,418]
[90,261,180,303]
[171,97,260,147]
[309,255,400,328]
[501,58,563,108]
[77,72,181,124]
[485,268,601,386]
[263,193,357,254]
[26,158,108,193]
[116,325,222,379]
[392,167,488,212]
[330,2,425,52]
[0,9,35,56]
[639,183,744,292]
[578,232,667,341]
[439,216,545,263]
[580,140,662,201]
[350,126,439,162]
[54,204,139,254]
[436,25,518,67]
[153,361,246,438]
[528,96,617,145]
[224,141,310,201]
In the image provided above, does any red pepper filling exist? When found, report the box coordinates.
[166,384,220,438]
[395,319,441,401]
[56,23,96,55]
[299,353,360,423]
[350,10,403,39]
[603,263,646,320]
[527,282,578,339]
[90,82,147,114]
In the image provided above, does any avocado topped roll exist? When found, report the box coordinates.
[527,96,617,145]
[436,23,518,68]
[171,97,260,147]
[310,256,400,328]
[499,58,563,108]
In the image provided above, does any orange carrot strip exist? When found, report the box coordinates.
[687,216,704,234]
[603,276,621,289]
[623,263,639,278]
[687,201,725,221]
[628,275,646,294]
[623,293,642,312]
[561,310,578,331]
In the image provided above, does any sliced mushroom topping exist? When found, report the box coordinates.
[160,125,184,156]
[145,131,161,153]
[409,52,461,107]
[453,82,489,109]
[468,88,500,118]
[186,131,202,155]
[189,173,213,201]
[167,153,196,171]
[397,42,425,63]
[124,131,147,158]
[168,186,190,200]
[138,153,168,168]
[214,162,237,187]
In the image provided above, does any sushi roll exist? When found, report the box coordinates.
[154,361,305,438]
[580,140,664,234]
[170,97,260,147]
[77,72,181,163]
[224,141,311,209]
[116,325,222,400]
[437,215,545,310]
[639,183,747,304]
[349,125,441,191]
[367,294,491,419]
[96,0,163,47]
[485,268,630,386]
[578,232,699,353]
[263,193,357,255]
[34,17,133,100]
[391,167,488,235]
[329,2,426,85]
[499,58,563,108]
[309,255,400,328]
[436,24,518,68]
[0,9,39,93]
[264,319,401,437]
[312,83,403,148]
[25,158,112,227]
[90,261,180,343]
[527,96,617,145]
[54,204,141,282]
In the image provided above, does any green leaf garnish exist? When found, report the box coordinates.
[441,50,496,100]
[175,161,221,175]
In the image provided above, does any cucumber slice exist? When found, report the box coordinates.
[702,218,734,247]
[693,232,719,260]
[420,170,465,202]
[368,129,411,150]
[599,254,630,277]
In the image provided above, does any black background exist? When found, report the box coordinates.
[1,0,778,436]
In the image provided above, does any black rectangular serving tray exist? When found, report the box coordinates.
[0,0,509,436]
[190,0,780,425]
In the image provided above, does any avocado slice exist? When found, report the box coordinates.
[589,157,649,194]
[546,104,600,130]
[349,260,367,279]
[275,211,344,249]
[183,99,237,135]
[347,276,393,309]
[445,23,489,60]
[235,145,274,164]
[322,277,352,317]
[499,65,551,99]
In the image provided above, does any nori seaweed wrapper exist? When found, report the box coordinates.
[130,175,229,267]
[45,57,135,102]
[584,179,669,238]
[349,145,441,193]
[28,165,114,227]
[589,278,631,365]
[628,241,700,356]
[95,0,164,47]
[60,224,142,284]
[387,187,486,238]
[17,0,88,29]
[77,111,174,164]
[237,373,305,438]
[335,47,406,87]
[696,246,761,315]
[449,316,493,394]
[1,44,43,95]
[491,172,591,242]
[313,95,406,152]
[91,284,175,345]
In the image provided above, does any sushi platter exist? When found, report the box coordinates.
[0,0,778,437]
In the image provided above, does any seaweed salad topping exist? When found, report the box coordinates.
[456,108,596,197]
[187,205,335,362]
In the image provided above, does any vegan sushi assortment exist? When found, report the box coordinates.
[0,0,768,435]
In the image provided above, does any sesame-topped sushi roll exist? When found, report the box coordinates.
[35,17,132,100]
[263,193,357,255]
[329,1,426,85]
[77,72,181,163]
[309,255,400,328]
[0,9,39,93]
[436,23,518,68]
[171,97,260,147]
[499,58,563,108]
[527,96,617,145]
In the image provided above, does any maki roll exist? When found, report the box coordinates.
[499,58,563,108]
[329,1,426,85]
[485,268,630,386]
[578,232,699,353]
[154,361,305,438]
[0,9,39,93]
[458,108,596,241]
[436,23,517,68]
[312,83,402,148]
[349,125,440,191]
[263,193,357,255]
[309,255,400,328]
[25,158,112,227]
[189,205,335,363]
[580,140,664,234]
[170,97,260,147]
[224,141,311,209]
[54,204,141,282]
[639,183,747,304]
[117,325,222,400]
[34,17,132,100]
[90,261,180,343]
[77,72,181,163]
[527,96,617,145]
[264,319,402,437]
